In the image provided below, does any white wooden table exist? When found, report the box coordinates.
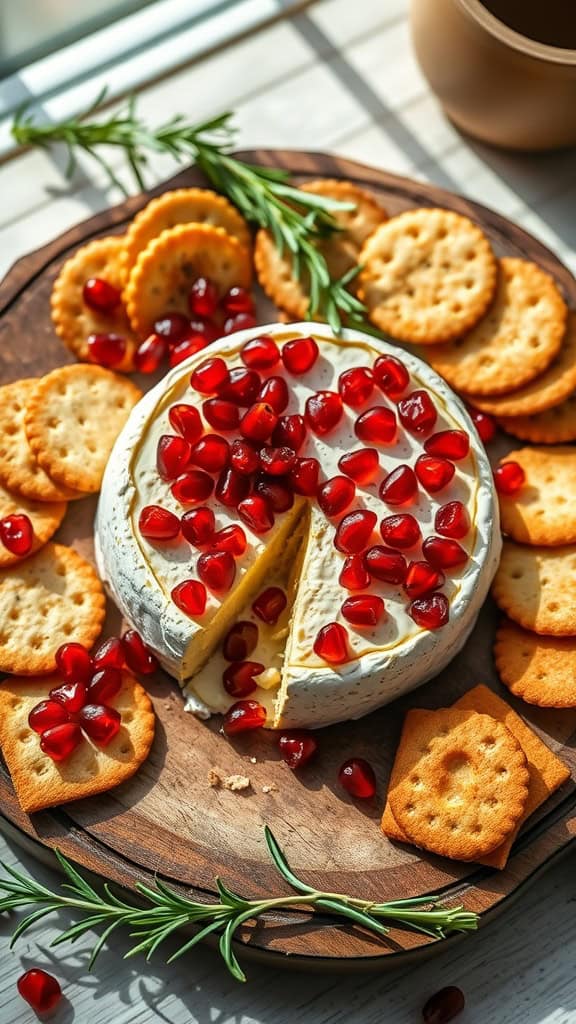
[1,0,576,1020]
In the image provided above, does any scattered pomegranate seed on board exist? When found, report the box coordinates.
[202,398,241,431]
[49,681,87,714]
[282,336,319,374]
[188,276,218,318]
[197,550,236,592]
[122,630,158,674]
[494,461,525,495]
[341,594,385,627]
[223,621,259,661]
[435,501,470,539]
[230,438,260,475]
[380,513,421,549]
[224,312,257,334]
[259,446,297,476]
[354,406,396,444]
[88,667,123,704]
[339,553,372,590]
[338,757,376,798]
[219,367,261,406]
[169,337,208,366]
[241,335,280,369]
[338,448,379,484]
[154,311,190,341]
[338,366,374,407]
[190,357,229,394]
[422,986,465,1024]
[318,476,356,517]
[211,524,247,556]
[79,704,121,746]
[214,467,250,507]
[17,969,62,1013]
[157,435,192,481]
[404,561,445,599]
[134,334,167,373]
[258,375,289,414]
[190,434,230,473]
[423,536,468,569]
[168,404,203,443]
[223,661,264,697]
[467,406,497,443]
[379,465,418,505]
[415,454,455,493]
[398,390,437,434]
[0,513,33,556]
[252,586,287,624]
[55,642,94,684]
[87,333,126,368]
[279,730,318,769]
[334,510,377,554]
[372,354,409,399]
[237,494,275,534]
[255,475,294,512]
[171,579,207,617]
[424,430,470,460]
[40,722,83,761]
[83,276,120,313]
[222,286,255,316]
[290,457,320,495]
[364,546,407,584]
[139,505,181,541]
[171,470,214,505]
[223,699,267,734]
[181,506,215,546]
[273,414,307,451]
[409,593,450,630]
[313,622,350,664]
[240,402,278,442]
[305,390,343,435]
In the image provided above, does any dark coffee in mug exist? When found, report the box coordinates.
[481,0,576,48]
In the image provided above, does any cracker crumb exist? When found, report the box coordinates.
[223,774,251,792]
[262,782,279,794]
[207,767,223,788]
[249,756,257,764]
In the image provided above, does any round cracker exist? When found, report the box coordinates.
[388,707,529,861]
[0,479,66,568]
[495,618,576,709]
[428,258,567,395]
[51,236,137,368]
[492,539,576,635]
[498,447,576,546]
[124,223,252,337]
[499,392,576,444]
[0,542,105,675]
[358,207,497,344]
[24,365,141,495]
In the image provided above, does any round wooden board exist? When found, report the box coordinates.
[0,151,575,971]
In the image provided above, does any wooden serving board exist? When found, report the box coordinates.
[0,151,575,970]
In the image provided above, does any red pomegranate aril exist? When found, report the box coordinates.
[219,367,261,406]
[79,704,121,746]
[188,276,219,318]
[238,495,275,534]
[157,434,192,481]
[169,337,208,367]
[380,514,421,550]
[379,465,418,506]
[404,561,445,599]
[221,285,255,316]
[191,319,220,344]
[290,457,320,496]
[313,622,350,664]
[241,335,280,369]
[197,550,236,592]
[259,445,296,476]
[415,454,455,494]
[17,969,62,1014]
[211,524,247,557]
[190,434,230,473]
[0,513,33,556]
[93,635,125,670]
[139,504,181,540]
[223,699,267,735]
[40,722,83,761]
[83,276,120,313]
[305,390,343,436]
[122,630,158,674]
[55,642,94,684]
[435,501,470,539]
[424,430,470,460]
[364,545,407,584]
[224,312,257,335]
[223,660,264,698]
[279,730,318,770]
[495,461,526,496]
[28,700,70,734]
[49,681,87,714]
[255,475,294,513]
[168,403,203,444]
[373,354,410,399]
[215,467,250,507]
[240,402,278,442]
[154,311,190,341]
[422,985,466,1024]
[190,357,229,394]
[258,375,289,414]
[318,476,356,517]
[468,405,497,443]
[134,334,167,374]
[230,438,260,476]
[88,667,123,704]
[338,366,374,407]
[355,406,396,444]
[252,586,287,625]
[171,579,207,616]
[410,593,449,630]
[423,535,468,569]
[171,470,214,505]
[223,621,259,661]
[181,506,215,546]
[87,332,126,368]
[338,758,376,798]
[272,414,307,451]
[282,336,319,375]
[398,390,438,434]
[341,594,385,627]
[338,448,379,484]
[203,398,241,431]
[339,553,372,590]
[334,509,377,554]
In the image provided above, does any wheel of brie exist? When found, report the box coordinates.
[96,322,501,729]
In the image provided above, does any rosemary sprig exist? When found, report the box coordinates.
[12,92,369,333]
[0,826,477,981]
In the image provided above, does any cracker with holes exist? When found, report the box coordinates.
[498,447,576,546]
[387,707,529,861]
[124,223,252,337]
[0,672,155,812]
[0,479,66,568]
[493,540,576,635]
[428,258,567,395]
[499,392,576,445]
[495,619,576,708]
[0,543,105,675]
[358,207,497,344]
[24,365,141,494]
[51,236,137,370]
[255,179,388,319]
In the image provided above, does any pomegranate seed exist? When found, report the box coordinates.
[88,667,122,704]
[273,414,307,451]
[282,336,319,374]
[139,505,180,541]
[398,390,437,434]
[17,969,62,1013]
[171,470,214,505]
[338,757,376,798]
[28,700,70,734]
[223,660,264,698]
[211,524,247,556]
[318,476,356,517]
[55,642,93,684]
[355,406,396,444]
[190,357,229,394]
[83,276,120,313]
[468,406,497,443]
[190,434,230,473]
[341,594,385,627]
[240,402,278,442]
[228,438,258,476]
[0,513,33,556]
[181,506,215,546]
[122,630,158,674]
[305,391,343,435]
[87,333,126,368]
[221,285,255,316]
[313,622,349,664]
[409,593,449,630]
[223,621,259,661]
[223,699,267,735]
[215,467,250,507]
[188,276,218,318]
[379,465,418,506]
[380,514,421,549]
[338,367,374,407]
[171,579,207,616]
[435,501,470,539]
[415,454,455,493]
[134,334,167,373]
[93,637,125,670]
[338,448,379,484]
[79,704,121,746]
[252,586,287,624]
[40,722,83,761]
[373,354,409,399]
[168,404,202,444]
[238,495,275,534]
[203,398,240,431]
[334,509,377,554]
[339,553,372,590]
[197,550,236,592]
[259,376,289,414]
[219,367,261,406]
[422,985,465,1024]
[259,445,296,476]
[188,318,220,344]
[157,435,192,481]
[154,311,190,341]
[169,337,208,366]
[495,461,525,495]
[364,545,407,584]
[424,430,470,460]
[255,475,294,513]
[241,335,280,369]
[49,681,87,713]
[404,561,445,599]
[290,457,320,496]
[423,536,468,569]
[279,730,318,769]
[224,312,257,335]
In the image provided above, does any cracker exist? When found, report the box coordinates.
[254,179,388,319]
[124,223,252,337]
[495,618,576,708]
[121,188,250,285]
[499,393,576,445]
[498,447,576,546]
[358,208,497,344]
[427,258,567,394]
[0,479,66,568]
[387,707,529,860]
[0,380,84,502]
[51,236,137,370]
[0,671,155,812]
[24,365,141,494]
[0,543,105,675]
[492,539,576,635]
